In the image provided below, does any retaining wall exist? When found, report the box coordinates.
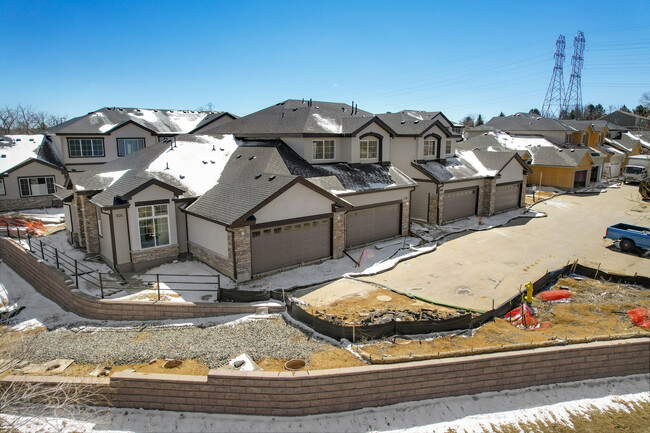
[3,338,648,416]
[0,237,284,321]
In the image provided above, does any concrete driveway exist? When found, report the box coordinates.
[355,184,649,312]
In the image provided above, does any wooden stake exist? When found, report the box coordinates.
[352,325,356,343]
[594,263,601,279]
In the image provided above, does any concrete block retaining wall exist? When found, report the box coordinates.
[0,237,284,321]
[3,338,648,416]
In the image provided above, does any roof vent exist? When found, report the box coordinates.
[558,149,563,152]
[414,120,419,124]
[136,109,141,112]
[268,175,276,181]
[236,155,242,159]
[315,106,319,109]
[220,147,224,151]
[202,160,208,164]
[248,155,255,160]
[179,175,185,179]
[401,120,406,124]
[1,155,6,158]
[282,112,285,118]
[154,110,158,112]
[15,138,21,141]
[571,149,575,152]
[165,162,169,170]
[292,107,298,111]
[210,160,215,164]
[254,173,262,179]
[29,138,34,141]
[212,145,216,151]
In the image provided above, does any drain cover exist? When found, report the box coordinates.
[455,287,472,296]
[376,295,392,302]
[406,287,425,292]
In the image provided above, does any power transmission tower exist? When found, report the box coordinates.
[563,31,585,119]
[541,35,566,118]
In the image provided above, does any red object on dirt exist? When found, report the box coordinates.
[537,290,572,302]
[627,307,650,328]
[504,304,551,331]
[0,215,47,236]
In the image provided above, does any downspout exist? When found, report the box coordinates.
[107,209,118,267]
[228,228,238,281]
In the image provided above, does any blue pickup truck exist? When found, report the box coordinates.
[604,223,650,253]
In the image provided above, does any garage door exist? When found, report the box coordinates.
[346,203,400,248]
[494,182,522,213]
[251,218,331,274]
[410,186,429,221]
[442,188,477,223]
[574,170,587,188]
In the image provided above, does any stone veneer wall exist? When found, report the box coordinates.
[188,240,235,280]
[332,211,345,259]
[79,195,100,254]
[521,175,528,207]
[3,338,648,416]
[0,237,284,321]
[428,189,442,225]
[400,200,410,235]
[130,244,180,264]
[232,226,251,281]
[478,178,496,216]
[0,195,56,212]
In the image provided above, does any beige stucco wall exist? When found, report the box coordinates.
[112,208,131,265]
[54,123,158,171]
[410,180,438,221]
[0,161,63,201]
[127,185,178,252]
[187,214,229,258]
[98,209,113,266]
[254,183,334,223]
[497,158,525,184]
[342,188,410,207]
[352,123,392,164]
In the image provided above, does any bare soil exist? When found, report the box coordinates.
[256,348,366,371]
[358,276,650,362]
[301,285,462,326]
[525,191,557,206]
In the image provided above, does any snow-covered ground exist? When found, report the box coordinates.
[2,375,648,433]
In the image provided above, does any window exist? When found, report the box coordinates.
[117,138,145,156]
[445,140,453,155]
[0,179,5,196]
[97,208,103,237]
[452,126,462,134]
[360,139,378,159]
[312,140,335,160]
[137,204,170,249]
[424,139,437,157]
[67,138,104,157]
[18,177,55,197]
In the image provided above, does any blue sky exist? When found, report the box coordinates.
[2,0,649,123]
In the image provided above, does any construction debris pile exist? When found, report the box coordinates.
[0,214,48,236]
[311,307,465,326]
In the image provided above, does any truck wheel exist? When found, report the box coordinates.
[620,238,635,252]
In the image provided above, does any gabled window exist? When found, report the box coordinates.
[117,138,145,156]
[313,140,335,160]
[18,176,55,197]
[67,138,105,157]
[0,179,5,195]
[137,204,170,249]
[360,139,378,159]
[424,139,437,157]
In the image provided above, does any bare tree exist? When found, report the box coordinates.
[0,105,65,134]
[641,92,650,110]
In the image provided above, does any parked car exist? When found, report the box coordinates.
[604,223,650,253]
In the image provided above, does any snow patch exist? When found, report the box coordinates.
[98,170,129,187]
[312,113,342,133]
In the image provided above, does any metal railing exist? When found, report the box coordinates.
[2,226,220,301]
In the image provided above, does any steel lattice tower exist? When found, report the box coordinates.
[541,35,566,118]
[563,31,585,119]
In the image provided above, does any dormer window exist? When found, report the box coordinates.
[360,139,378,159]
[424,139,437,157]
[446,140,453,155]
[313,140,335,160]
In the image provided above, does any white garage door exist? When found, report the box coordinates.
[442,188,477,223]
[410,186,430,221]
[346,203,400,248]
[494,182,522,213]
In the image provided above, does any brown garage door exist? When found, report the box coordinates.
[251,218,331,274]
[346,203,400,248]
[442,187,477,223]
[494,182,522,213]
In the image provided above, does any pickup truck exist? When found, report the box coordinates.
[604,223,650,253]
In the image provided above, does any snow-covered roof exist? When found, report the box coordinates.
[413,150,499,183]
[0,134,64,173]
[493,132,557,151]
[47,107,233,136]
[68,135,240,207]
[628,133,650,150]
[528,147,591,167]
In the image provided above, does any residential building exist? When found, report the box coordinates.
[47,107,236,171]
[0,134,65,211]
[599,110,650,131]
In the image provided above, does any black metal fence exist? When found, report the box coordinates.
[2,228,220,301]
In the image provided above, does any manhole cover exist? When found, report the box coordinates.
[406,287,425,292]
[455,287,472,296]
[376,295,392,302]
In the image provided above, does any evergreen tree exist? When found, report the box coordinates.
[633,105,649,117]
[529,108,541,116]
[499,112,505,117]
[476,114,484,126]
[620,105,631,113]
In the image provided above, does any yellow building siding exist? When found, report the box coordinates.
[528,155,593,189]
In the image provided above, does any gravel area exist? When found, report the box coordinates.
[6,317,330,368]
